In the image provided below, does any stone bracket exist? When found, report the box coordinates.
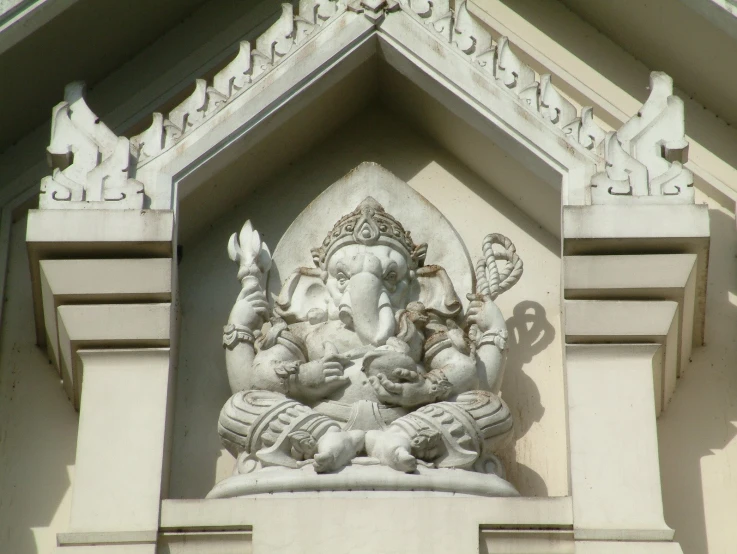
[39,259,172,401]
[26,209,176,411]
[565,253,697,375]
[563,203,709,348]
[57,303,171,408]
[27,209,175,345]
[561,202,706,551]
[565,300,678,416]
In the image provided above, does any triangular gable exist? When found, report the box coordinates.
[37,0,692,213]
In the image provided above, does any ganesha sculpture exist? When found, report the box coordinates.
[210,194,523,498]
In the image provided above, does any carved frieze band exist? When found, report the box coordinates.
[132,0,346,163]
[37,0,693,209]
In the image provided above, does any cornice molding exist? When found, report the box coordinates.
[36,0,693,210]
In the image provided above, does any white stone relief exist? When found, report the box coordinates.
[347,0,399,23]
[209,163,523,498]
[563,106,607,152]
[40,82,144,209]
[399,0,603,149]
[591,72,694,203]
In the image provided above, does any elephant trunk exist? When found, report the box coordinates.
[339,273,396,346]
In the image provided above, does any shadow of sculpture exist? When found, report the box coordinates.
[499,300,556,497]
[505,300,555,436]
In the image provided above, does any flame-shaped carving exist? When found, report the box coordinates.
[228,220,273,287]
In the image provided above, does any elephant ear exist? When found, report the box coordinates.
[274,267,330,324]
[416,265,462,321]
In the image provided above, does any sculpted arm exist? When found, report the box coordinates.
[224,279,269,392]
[249,328,349,401]
[419,301,507,397]
[465,233,522,394]
[465,296,508,394]
[421,232,522,397]
[423,323,479,394]
[223,221,272,393]
[223,221,350,400]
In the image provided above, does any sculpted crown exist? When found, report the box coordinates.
[311,197,427,269]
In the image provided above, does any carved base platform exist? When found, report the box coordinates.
[207,460,519,499]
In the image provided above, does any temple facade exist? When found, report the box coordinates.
[0,1,736,553]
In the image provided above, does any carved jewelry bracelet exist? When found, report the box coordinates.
[425,369,453,401]
[222,323,256,348]
[273,361,301,394]
[475,328,509,352]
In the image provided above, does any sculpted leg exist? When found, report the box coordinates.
[388,390,513,475]
[219,390,362,473]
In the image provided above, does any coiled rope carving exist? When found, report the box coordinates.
[474,233,523,299]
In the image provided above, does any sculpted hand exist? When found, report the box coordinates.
[228,286,270,331]
[296,342,350,400]
[369,369,442,408]
[465,294,506,334]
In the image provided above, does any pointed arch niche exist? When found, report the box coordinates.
[26,2,707,553]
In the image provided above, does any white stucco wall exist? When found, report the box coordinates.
[0,216,77,554]
[467,2,737,552]
[657,192,737,554]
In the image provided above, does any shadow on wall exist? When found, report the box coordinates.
[658,207,737,554]
[499,300,556,497]
[0,217,79,554]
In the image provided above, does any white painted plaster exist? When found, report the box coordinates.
[69,349,171,536]
[566,344,673,541]
[0,218,77,554]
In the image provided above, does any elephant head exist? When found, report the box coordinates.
[275,197,462,345]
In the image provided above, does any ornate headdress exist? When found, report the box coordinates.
[311,197,427,269]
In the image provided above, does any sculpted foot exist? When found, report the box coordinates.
[365,430,417,473]
[313,429,365,473]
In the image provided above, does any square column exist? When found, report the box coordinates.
[25,209,177,552]
[58,348,173,552]
[566,344,674,542]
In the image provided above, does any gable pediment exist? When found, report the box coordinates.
[37,0,693,225]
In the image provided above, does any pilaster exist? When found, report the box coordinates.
[566,344,672,540]
[562,203,704,552]
[26,209,177,552]
[58,349,172,551]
